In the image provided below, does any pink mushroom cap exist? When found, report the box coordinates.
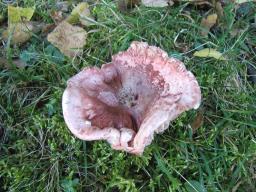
[62,41,201,155]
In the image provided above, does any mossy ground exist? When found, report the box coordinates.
[0,1,256,191]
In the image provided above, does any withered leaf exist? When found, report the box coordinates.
[0,58,27,69]
[42,23,56,35]
[184,0,213,6]
[234,0,256,4]
[56,1,69,12]
[8,5,35,23]
[79,9,95,27]
[67,2,89,24]
[200,13,217,37]
[47,21,87,58]
[142,0,174,7]
[50,10,65,24]
[215,2,224,18]
[118,0,141,12]
[0,14,4,24]
[2,22,34,44]
[66,2,94,26]
[191,112,204,133]
[4,5,36,44]
[193,48,226,60]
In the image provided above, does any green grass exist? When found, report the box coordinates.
[1,1,256,191]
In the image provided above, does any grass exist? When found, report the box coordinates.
[0,0,256,191]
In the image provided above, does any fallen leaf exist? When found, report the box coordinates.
[230,26,247,37]
[0,14,4,24]
[50,10,65,24]
[236,1,254,17]
[42,23,56,35]
[12,59,27,68]
[3,5,36,44]
[200,13,217,36]
[224,74,242,91]
[8,5,35,23]
[234,0,256,4]
[193,48,226,60]
[190,112,203,133]
[66,2,90,24]
[2,22,34,44]
[47,21,87,58]
[142,0,174,7]
[181,0,213,6]
[0,57,27,69]
[118,0,141,12]
[56,1,69,12]
[31,21,45,33]
[79,9,95,27]
[215,2,224,19]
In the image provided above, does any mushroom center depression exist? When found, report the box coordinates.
[118,88,139,108]
[106,67,159,131]
[81,64,162,133]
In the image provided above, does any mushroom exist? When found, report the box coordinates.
[62,41,201,155]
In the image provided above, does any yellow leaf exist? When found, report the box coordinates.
[66,2,90,24]
[193,48,226,60]
[206,14,217,24]
[8,5,35,23]
[200,13,217,36]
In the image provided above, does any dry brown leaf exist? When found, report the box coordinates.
[215,2,224,19]
[200,13,217,36]
[118,0,141,12]
[142,0,174,7]
[56,1,69,12]
[0,14,4,24]
[42,23,56,35]
[50,10,65,24]
[49,1,69,25]
[0,58,27,69]
[230,28,244,37]
[12,59,27,68]
[181,0,213,6]
[2,22,34,44]
[47,21,87,58]
[176,43,190,53]
[191,112,203,133]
